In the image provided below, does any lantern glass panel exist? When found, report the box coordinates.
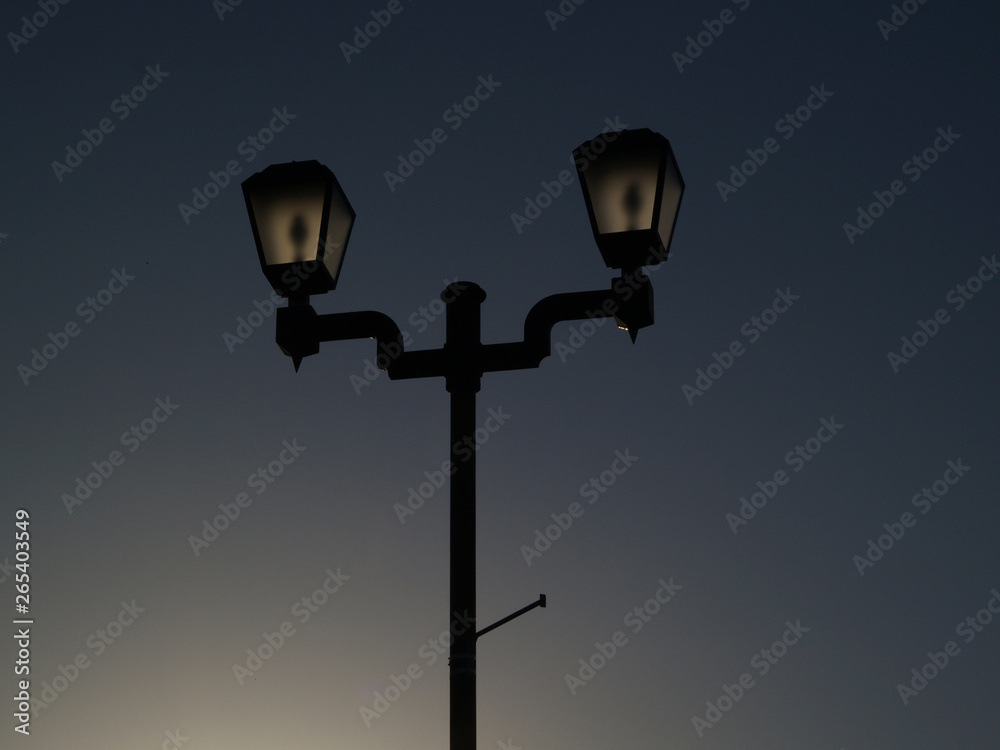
[656,153,684,255]
[321,188,352,286]
[582,152,660,235]
[248,178,328,267]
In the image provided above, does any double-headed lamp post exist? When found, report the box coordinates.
[241,128,684,750]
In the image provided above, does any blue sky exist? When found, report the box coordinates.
[3,1,999,748]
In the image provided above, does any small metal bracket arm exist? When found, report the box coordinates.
[276,305,408,372]
[476,594,547,640]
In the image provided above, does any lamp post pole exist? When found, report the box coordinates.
[244,127,684,750]
[445,283,485,750]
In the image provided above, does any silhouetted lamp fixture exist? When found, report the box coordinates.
[574,128,684,274]
[242,159,355,299]
[239,128,684,750]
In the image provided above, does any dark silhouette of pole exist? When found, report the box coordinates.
[444,283,484,750]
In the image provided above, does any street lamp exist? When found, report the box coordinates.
[242,159,355,300]
[242,128,683,750]
[574,128,684,275]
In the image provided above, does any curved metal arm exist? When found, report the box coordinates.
[277,306,407,372]
[277,305,451,378]
[480,273,652,372]
[276,273,652,375]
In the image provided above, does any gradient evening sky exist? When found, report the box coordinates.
[3,1,999,748]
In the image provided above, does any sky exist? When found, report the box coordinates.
[3,0,1000,748]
